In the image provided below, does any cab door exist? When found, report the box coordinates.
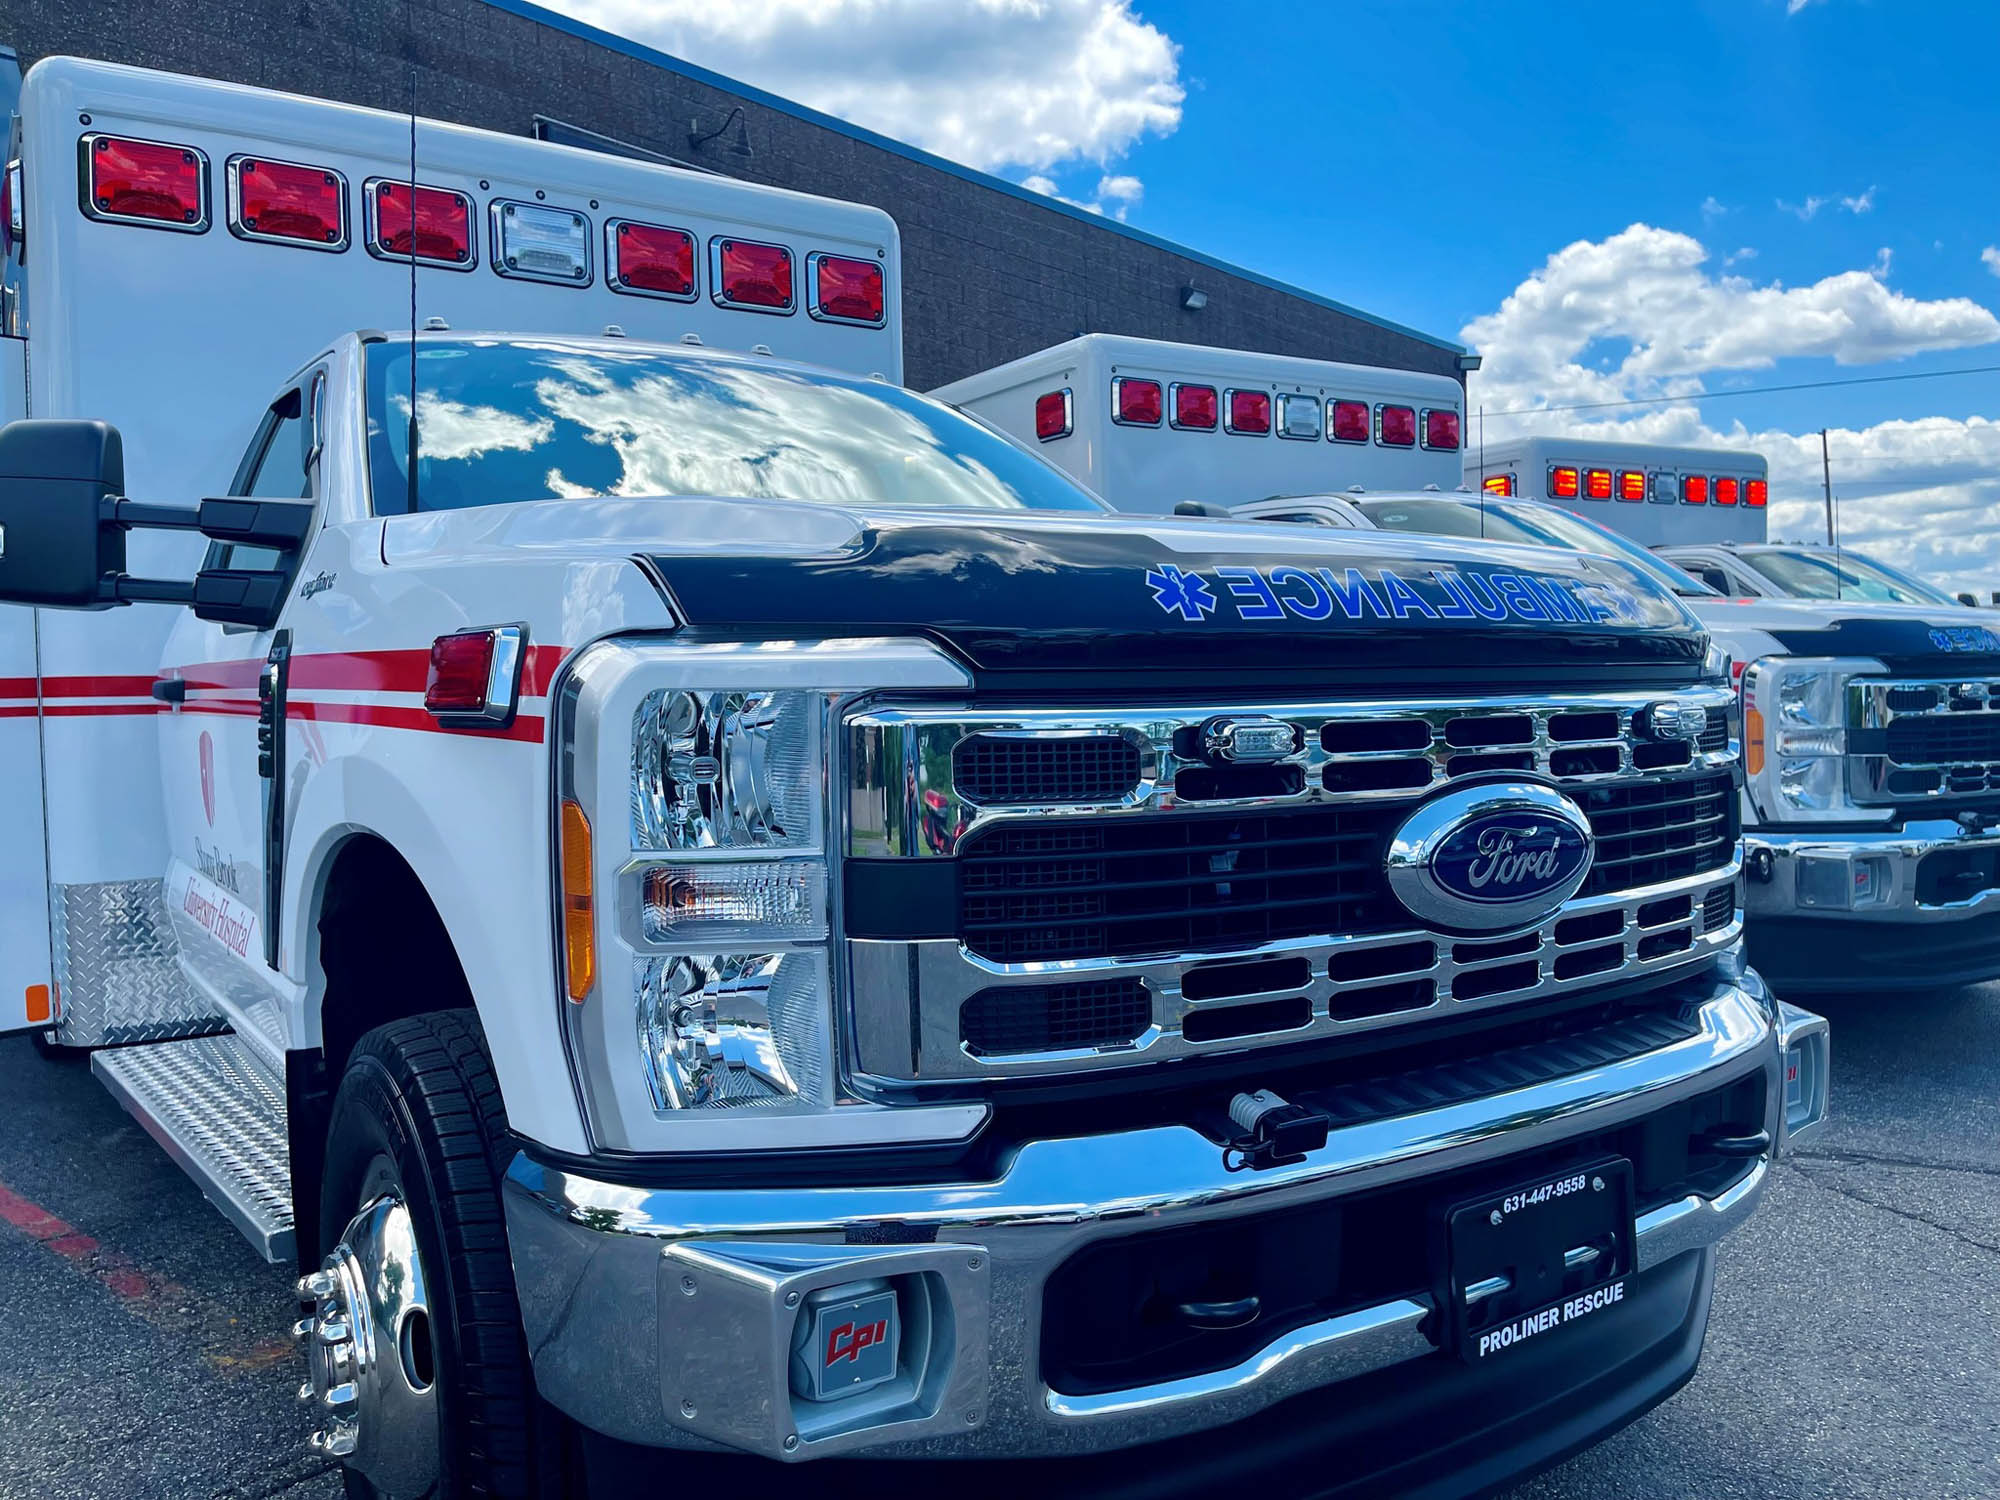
[156,375,317,1057]
[0,332,52,1033]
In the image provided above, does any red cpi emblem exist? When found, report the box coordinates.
[199,731,215,827]
[824,1318,888,1367]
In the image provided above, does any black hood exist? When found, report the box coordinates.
[1763,614,2000,676]
[642,506,1707,689]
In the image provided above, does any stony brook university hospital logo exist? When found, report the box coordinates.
[1387,782,1594,933]
[199,731,216,827]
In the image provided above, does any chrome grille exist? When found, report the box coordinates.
[843,687,1740,1085]
[1851,677,2000,805]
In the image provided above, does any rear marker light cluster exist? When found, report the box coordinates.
[82,134,208,231]
[1421,407,1461,451]
[1548,465,1581,499]
[1541,462,1764,508]
[1618,470,1646,502]
[1482,474,1515,496]
[423,624,524,728]
[1584,468,1614,500]
[1746,479,1769,508]
[77,134,891,326]
[1035,388,1074,441]
[227,156,345,250]
[1681,474,1709,505]
[1713,476,1740,507]
[1112,376,1164,426]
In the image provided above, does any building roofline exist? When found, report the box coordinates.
[485,0,1466,356]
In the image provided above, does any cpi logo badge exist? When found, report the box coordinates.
[1387,783,1594,933]
[198,731,216,828]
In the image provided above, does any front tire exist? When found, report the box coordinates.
[306,1010,566,1499]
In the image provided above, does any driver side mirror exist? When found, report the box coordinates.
[1959,592,1979,607]
[0,419,313,628]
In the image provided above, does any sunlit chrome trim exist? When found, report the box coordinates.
[1849,674,2000,806]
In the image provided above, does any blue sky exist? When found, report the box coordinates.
[544,0,2000,584]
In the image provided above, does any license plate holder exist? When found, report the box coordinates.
[1437,1157,1636,1362]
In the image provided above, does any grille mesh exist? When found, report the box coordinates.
[1579,772,1737,897]
[1699,708,1729,753]
[954,734,1141,806]
[1887,715,2000,765]
[958,805,1396,964]
[961,979,1151,1055]
[1702,883,1737,933]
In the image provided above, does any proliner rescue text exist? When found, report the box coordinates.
[1477,1281,1628,1358]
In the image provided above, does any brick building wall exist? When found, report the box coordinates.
[0,0,1463,390]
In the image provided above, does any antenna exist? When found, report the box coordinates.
[1477,404,1486,541]
[1820,427,1838,599]
[406,0,420,514]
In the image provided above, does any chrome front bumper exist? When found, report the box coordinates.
[502,974,1812,1463]
[1744,819,2000,924]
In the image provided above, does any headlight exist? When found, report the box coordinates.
[555,637,987,1153]
[1740,655,1891,824]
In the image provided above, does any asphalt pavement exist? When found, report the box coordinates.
[2,984,1997,1499]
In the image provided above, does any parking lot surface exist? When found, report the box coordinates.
[2,985,1998,1500]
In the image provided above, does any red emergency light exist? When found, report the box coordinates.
[809,252,885,326]
[1112,377,1163,426]
[368,179,472,265]
[1226,389,1271,435]
[1422,408,1461,451]
[1681,474,1709,505]
[83,134,208,231]
[1376,405,1417,447]
[714,238,794,311]
[1330,400,1370,444]
[1746,478,1769,508]
[424,626,522,728]
[1713,476,1740,507]
[1171,383,1218,430]
[1035,388,1073,441]
[1584,468,1614,501]
[1482,474,1515,496]
[1548,466,1580,499]
[610,220,696,299]
[1618,470,1646,503]
[229,156,345,249]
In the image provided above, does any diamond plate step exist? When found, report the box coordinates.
[93,1034,294,1264]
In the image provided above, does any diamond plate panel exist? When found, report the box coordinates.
[93,1034,294,1262]
[50,879,227,1047]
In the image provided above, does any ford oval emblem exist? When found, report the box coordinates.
[1386,782,1595,934]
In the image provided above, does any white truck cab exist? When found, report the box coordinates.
[1660,541,1970,609]
[1236,489,2000,997]
[930,333,1467,509]
[1466,437,1769,548]
[1,62,1829,1500]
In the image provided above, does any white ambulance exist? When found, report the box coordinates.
[930,333,1467,509]
[1466,436,1769,548]
[1,59,1825,1499]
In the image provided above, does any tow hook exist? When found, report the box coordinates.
[1222,1089,1331,1171]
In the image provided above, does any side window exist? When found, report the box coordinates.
[1695,565,1731,594]
[216,388,309,571]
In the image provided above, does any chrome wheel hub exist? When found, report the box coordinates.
[294,1192,440,1497]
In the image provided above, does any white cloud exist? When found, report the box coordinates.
[1723,246,1758,266]
[1701,196,1728,222]
[1020,174,1060,197]
[1464,226,2000,595]
[1841,185,1877,214]
[1097,174,1144,204]
[1983,246,2000,278]
[1777,187,1875,221]
[1786,0,1823,14]
[1777,194,1829,221]
[541,0,1184,176]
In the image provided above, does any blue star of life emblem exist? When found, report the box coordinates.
[1146,564,1218,621]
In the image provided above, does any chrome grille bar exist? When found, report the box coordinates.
[1850,676,2000,804]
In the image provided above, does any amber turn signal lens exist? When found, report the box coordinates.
[560,799,594,1003]
[1744,708,1765,776]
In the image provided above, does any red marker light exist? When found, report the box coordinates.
[1618,470,1646,503]
[1482,474,1515,496]
[1548,466,1580,499]
[230,157,345,247]
[610,221,696,298]
[1376,405,1417,447]
[809,252,885,325]
[1330,400,1371,443]
[715,238,794,310]
[1422,408,1461,451]
[1681,474,1709,505]
[369,179,472,265]
[424,627,522,727]
[1714,476,1740,506]
[1746,478,1769,508]
[1226,389,1271,435]
[85,135,207,229]
[1171,383,1218,430]
[1112,377,1163,426]
[1584,468,1614,500]
[1034,388,1072,441]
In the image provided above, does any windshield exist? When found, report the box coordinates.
[364,337,1106,515]
[1748,548,1958,606]
[1352,497,1720,598]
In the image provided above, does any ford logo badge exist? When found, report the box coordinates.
[1386,782,1595,933]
